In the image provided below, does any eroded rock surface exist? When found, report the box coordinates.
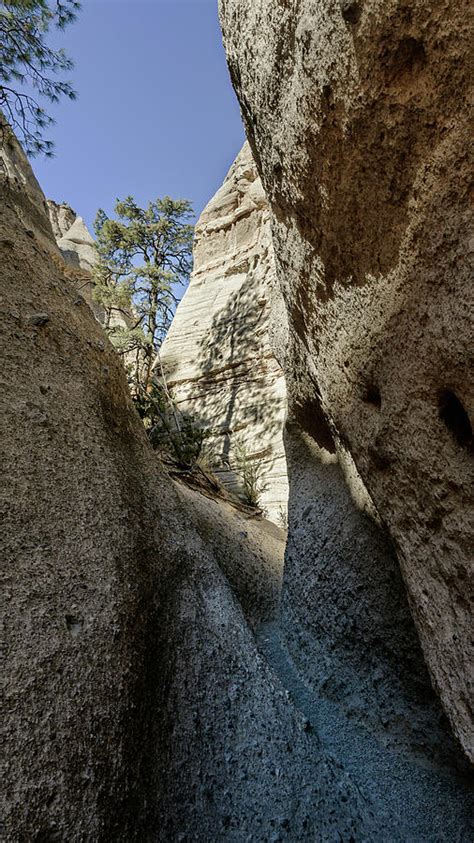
[47,199,97,273]
[3,124,388,841]
[220,0,474,766]
[46,198,105,320]
[160,143,288,523]
[2,120,174,840]
[47,199,76,241]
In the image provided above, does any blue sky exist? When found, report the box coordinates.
[33,0,245,231]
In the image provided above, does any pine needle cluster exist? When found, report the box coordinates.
[0,0,80,155]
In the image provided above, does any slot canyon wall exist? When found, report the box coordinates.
[219,0,474,765]
[160,143,288,523]
[1,121,399,841]
[3,0,474,834]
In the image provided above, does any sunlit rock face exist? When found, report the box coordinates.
[3,122,390,842]
[47,199,76,241]
[220,0,474,834]
[47,198,104,319]
[47,199,97,274]
[220,0,473,762]
[160,143,288,523]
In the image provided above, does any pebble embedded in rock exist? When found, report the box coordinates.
[29,312,50,326]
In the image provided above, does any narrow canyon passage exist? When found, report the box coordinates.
[152,441,473,841]
[248,424,474,839]
[256,621,473,842]
[3,0,473,838]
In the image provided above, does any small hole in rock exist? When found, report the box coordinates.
[340,1,361,24]
[65,614,83,637]
[438,389,473,451]
[368,444,391,470]
[426,512,443,531]
[363,384,381,409]
[322,84,332,101]
[391,37,426,76]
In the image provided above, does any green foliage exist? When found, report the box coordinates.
[195,440,219,473]
[135,382,210,470]
[277,505,288,530]
[93,195,193,395]
[234,440,267,508]
[157,413,211,471]
[0,0,80,155]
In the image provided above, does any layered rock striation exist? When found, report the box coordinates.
[160,143,288,523]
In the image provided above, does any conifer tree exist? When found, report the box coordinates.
[93,195,194,395]
[0,0,80,155]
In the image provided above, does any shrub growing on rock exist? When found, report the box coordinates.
[234,440,268,508]
[136,381,210,471]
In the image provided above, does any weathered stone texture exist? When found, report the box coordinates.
[47,199,96,273]
[160,143,288,523]
[47,199,76,241]
[2,121,173,839]
[220,0,474,764]
[46,199,105,320]
[2,124,386,841]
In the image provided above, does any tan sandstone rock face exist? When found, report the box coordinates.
[47,199,96,273]
[46,198,105,320]
[46,199,77,241]
[1,121,178,838]
[160,143,288,524]
[220,0,474,761]
[3,124,390,841]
